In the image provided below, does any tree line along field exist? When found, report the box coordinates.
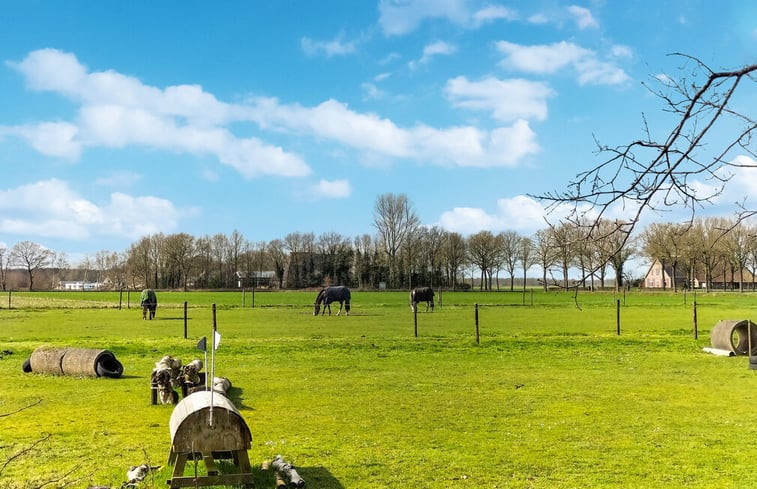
[3,289,757,488]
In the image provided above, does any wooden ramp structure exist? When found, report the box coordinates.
[167,390,254,488]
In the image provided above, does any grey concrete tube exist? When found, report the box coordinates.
[710,320,757,355]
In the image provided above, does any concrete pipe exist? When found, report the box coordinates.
[25,346,123,378]
[710,320,757,355]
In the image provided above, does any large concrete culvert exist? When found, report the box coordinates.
[710,320,757,355]
[23,346,124,378]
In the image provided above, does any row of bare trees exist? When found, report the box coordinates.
[5,197,757,293]
[641,217,757,291]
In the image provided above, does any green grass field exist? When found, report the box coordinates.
[2,289,757,488]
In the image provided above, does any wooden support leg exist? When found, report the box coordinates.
[203,452,218,475]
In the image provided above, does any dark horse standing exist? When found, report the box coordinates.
[410,287,435,312]
[140,288,158,320]
[314,286,351,316]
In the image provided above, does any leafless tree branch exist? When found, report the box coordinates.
[535,55,756,241]
[0,398,42,418]
[0,433,51,477]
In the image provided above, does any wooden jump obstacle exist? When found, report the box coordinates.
[167,391,254,488]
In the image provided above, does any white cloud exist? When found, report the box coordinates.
[8,49,309,179]
[693,156,757,205]
[437,194,620,236]
[496,40,630,86]
[472,5,517,26]
[301,36,359,57]
[310,179,352,199]
[362,82,385,100]
[245,97,540,168]
[420,40,457,63]
[0,179,180,240]
[378,0,517,35]
[567,5,598,29]
[8,48,540,177]
[528,13,549,24]
[609,44,633,59]
[95,171,143,187]
[378,0,469,36]
[445,76,555,122]
[409,40,457,70]
[438,195,548,235]
[6,122,82,159]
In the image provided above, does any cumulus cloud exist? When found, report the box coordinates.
[301,35,359,57]
[567,5,598,29]
[7,48,310,178]
[0,179,180,240]
[95,171,143,187]
[418,40,457,64]
[310,179,352,199]
[438,195,549,235]
[378,0,515,35]
[378,0,469,36]
[472,5,517,26]
[7,48,541,176]
[691,156,757,205]
[445,76,555,122]
[361,82,385,100]
[496,40,630,85]
[243,96,539,167]
[437,194,625,236]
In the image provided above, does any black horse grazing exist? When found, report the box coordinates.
[314,286,351,316]
[410,287,435,312]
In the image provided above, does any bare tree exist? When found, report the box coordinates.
[127,236,152,288]
[442,232,466,290]
[164,233,196,290]
[596,220,636,290]
[537,56,756,265]
[467,231,499,291]
[498,231,520,291]
[372,193,420,288]
[517,235,535,292]
[548,222,577,289]
[10,241,52,291]
[48,251,69,290]
[533,229,555,291]
[721,218,751,291]
[0,245,9,291]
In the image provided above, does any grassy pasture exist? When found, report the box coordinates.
[2,289,757,488]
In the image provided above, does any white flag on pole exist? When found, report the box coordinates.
[214,330,221,350]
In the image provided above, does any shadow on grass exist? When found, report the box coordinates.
[176,460,345,488]
[226,386,255,411]
[251,465,344,489]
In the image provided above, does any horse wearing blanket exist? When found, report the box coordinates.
[314,286,351,316]
[410,287,435,312]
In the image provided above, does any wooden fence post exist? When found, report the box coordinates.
[475,303,480,344]
[616,299,621,336]
[414,307,418,338]
[183,301,188,339]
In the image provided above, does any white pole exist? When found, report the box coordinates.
[209,304,216,427]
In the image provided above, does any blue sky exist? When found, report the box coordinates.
[0,0,755,265]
